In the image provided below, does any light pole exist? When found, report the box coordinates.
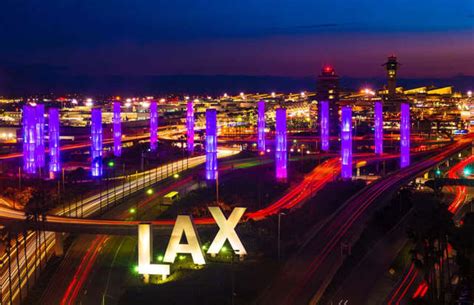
[216,172,219,204]
[278,212,286,261]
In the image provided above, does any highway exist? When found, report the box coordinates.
[0,138,467,305]
[257,136,472,305]
[386,153,474,305]
[37,152,422,305]
[0,149,238,305]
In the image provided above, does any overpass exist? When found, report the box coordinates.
[425,178,474,190]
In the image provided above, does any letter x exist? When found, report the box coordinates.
[207,207,247,256]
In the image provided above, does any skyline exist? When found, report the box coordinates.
[0,0,472,91]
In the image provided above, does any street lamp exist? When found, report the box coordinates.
[278,212,286,261]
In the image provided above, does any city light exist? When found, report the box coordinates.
[468,90,473,98]
[275,108,287,180]
[186,100,195,153]
[146,189,153,195]
[341,106,353,179]
[85,98,93,107]
[463,167,471,176]
[374,101,383,155]
[129,208,136,214]
[173,173,180,179]
[91,108,103,177]
[150,100,158,151]
[113,101,122,157]
[48,108,60,175]
[108,161,115,168]
[320,101,329,152]
[205,109,217,180]
[257,100,266,153]
[400,103,411,168]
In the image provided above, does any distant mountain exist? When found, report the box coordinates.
[0,69,472,96]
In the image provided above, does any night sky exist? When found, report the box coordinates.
[0,0,473,94]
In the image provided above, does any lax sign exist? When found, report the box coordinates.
[138,207,246,279]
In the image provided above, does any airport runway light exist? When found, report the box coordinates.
[23,105,37,174]
[257,100,266,153]
[341,106,353,179]
[48,108,60,175]
[205,109,217,180]
[187,100,195,153]
[275,108,288,180]
[150,101,158,151]
[113,101,122,157]
[91,108,103,177]
[400,103,410,168]
[320,101,329,152]
[374,101,383,155]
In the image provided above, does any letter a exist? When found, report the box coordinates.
[163,215,206,265]
[207,207,247,256]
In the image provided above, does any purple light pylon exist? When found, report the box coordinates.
[275,108,287,180]
[22,105,37,174]
[205,109,217,180]
[113,101,122,157]
[186,100,194,153]
[374,101,383,155]
[257,100,266,153]
[36,104,45,168]
[341,106,352,179]
[320,101,329,151]
[48,108,60,175]
[400,103,410,168]
[91,108,103,177]
[150,101,158,151]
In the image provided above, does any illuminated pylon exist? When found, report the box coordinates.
[341,106,352,179]
[150,101,158,151]
[275,108,287,180]
[257,100,266,153]
[113,101,122,157]
[187,100,195,153]
[48,108,60,176]
[91,108,103,177]
[374,101,383,155]
[320,101,329,151]
[22,105,37,174]
[206,109,217,180]
[400,103,410,168]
